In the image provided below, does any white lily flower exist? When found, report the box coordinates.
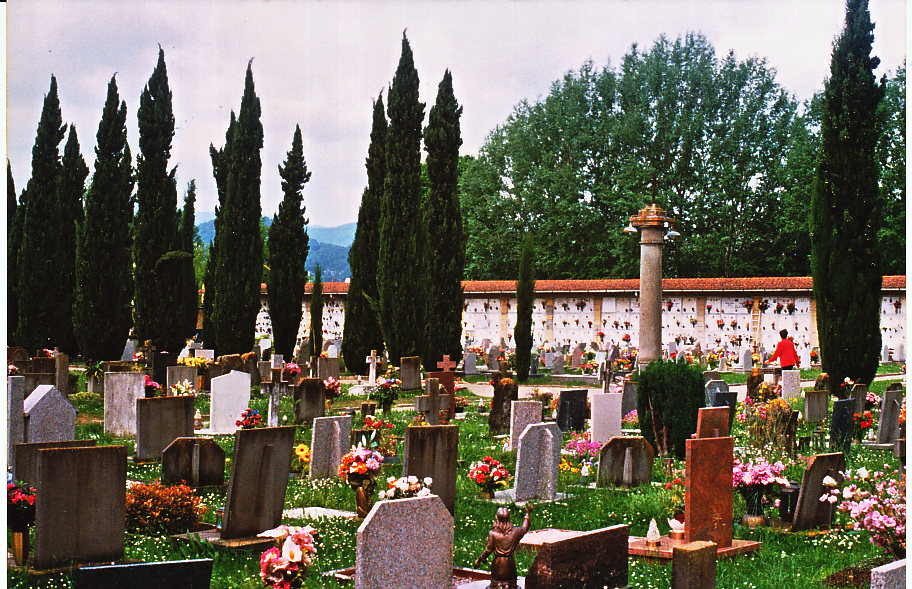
[856,467,869,480]
[822,475,837,488]
[282,537,302,562]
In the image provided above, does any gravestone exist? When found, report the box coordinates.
[318,356,341,381]
[360,402,378,421]
[509,400,543,450]
[695,407,729,438]
[104,372,145,436]
[719,355,728,371]
[514,422,561,502]
[293,377,325,425]
[667,341,677,358]
[830,399,854,454]
[621,379,638,416]
[416,378,443,425]
[550,354,564,376]
[463,352,478,375]
[684,436,734,548]
[543,352,555,368]
[876,390,903,444]
[597,436,653,488]
[14,440,96,488]
[167,365,198,391]
[257,360,273,384]
[327,344,338,358]
[524,524,629,589]
[24,385,77,443]
[739,348,751,372]
[804,390,829,423]
[871,559,906,589]
[365,349,382,383]
[135,396,195,462]
[781,370,801,402]
[799,348,811,369]
[162,437,226,487]
[32,445,127,570]
[152,351,178,391]
[209,370,252,434]
[702,370,720,384]
[590,393,622,444]
[427,370,457,415]
[671,541,717,589]
[121,339,137,361]
[882,345,890,363]
[789,453,846,532]
[8,376,26,471]
[271,354,285,368]
[851,383,868,415]
[608,345,620,367]
[897,345,905,362]
[54,353,70,394]
[355,496,453,589]
[488,372,518,435]
[556,389,588,431]
[400,356,421,390]
[221,426,296,539]
[712,392,739,433]
[570,344,585,368]
[310,415,352,479]
[402,424,459,514]
[530,355,540,376]
[704,380,729,407]
[487,346,500,371]
[72,559,214,589]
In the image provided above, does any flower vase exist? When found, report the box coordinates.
[477,489,495,500]
[10,530,29,567]
[355,486,374,518]
[740,488,769,528]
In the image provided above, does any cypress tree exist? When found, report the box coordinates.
[422,69,464,369]
[177,180,199,341]
[55,125,89,353]
[267,125,311,359]
[211,61,264,355]
[18,75,66,352]
[203,113,236,346]
[378,32,426,361]
[8,161,21,345]
[309,266,324,359]
[74,75,134,360]
[810,0,885,393]
[134,47,181,350]
[342,94,387,374]
[515,232,536,382]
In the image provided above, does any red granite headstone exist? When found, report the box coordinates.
[524,525,629,589]
[695,407,730,438]
[684,436,733,548]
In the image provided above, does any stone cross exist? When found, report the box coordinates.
[426,378,441,425]
[365,349,381,383]
[436,355,456,372]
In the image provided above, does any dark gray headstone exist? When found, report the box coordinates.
[876,390,903,444]
[317,356,340,381]
[73,559,214,589]
[293,377,325,424]
[24,385,76,443]
[597,437,654,488]
[221,426,296,539]
[403,424,459,514]
[487,346,500,371]
[8,376,26,471]
[135,396,195,462]
[851,383,868,415]
[621,379,637,416]
[162,437,226,487]
[32,445,127,570]
[14,440,97,488]
[804,390,829,424]
[830,399,854,454]
[166,365,198,391]
[400,356,421,390]
[463,352,478,375]
[790,453,846,532]
[712,392,739,433]
[704,379,729,406]
[310,415,352,479]
[557,389,588,431]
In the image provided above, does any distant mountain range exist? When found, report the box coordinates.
[196,216,355,281]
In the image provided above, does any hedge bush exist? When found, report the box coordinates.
[636,358,704,459]
[125,481,206,534]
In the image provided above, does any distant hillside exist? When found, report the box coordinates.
[196,216,352,280]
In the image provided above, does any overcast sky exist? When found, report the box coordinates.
[7,0,906,228]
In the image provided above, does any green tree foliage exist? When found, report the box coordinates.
[343,94,387,375]
[8,161,21,345]
[309,265,323,358]
[267,125,311,359]
[74,75,135,361]
[460,34,798,280]
[811,0,884,391]
[18,75,66,352]
[422,70,465,369]
[176,180,199,342]
[875,63,905,274]
[514,232,535,381]
[55,125,89,353]
[211,62,264,355]
[378,33,426,361]
[636,359,704,459]
[134,47,183,351]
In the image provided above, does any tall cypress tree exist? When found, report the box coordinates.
[422,69,464,369]
[177,180,199,341]
[18,75,66,352]
[203,113,236,346]
[378,32,426,362]
[74,75,134,360]
[342,94,387,374]
[211,61,264,355]
[134,47,181,350]
[267,125,311,359]
[309,266,324,359]
[514,232,536,382]
[55,125,89,353]
[810,0,885,393]
[8,161,21,345]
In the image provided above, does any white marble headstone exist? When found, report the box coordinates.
[209,370,252,434]
[104,372,145,436]
[590,392,622,444]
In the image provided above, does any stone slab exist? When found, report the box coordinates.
[24,385,76,443]
[135,396,195,462]
[310,415,353,479]
[685,436,734,548]
[510,400,543,450]
[627,536,760,560]
[403,425,459,514]
[161,437,226,487]
[790,452,846,532]
[72,559,213,589]
[597,437,653,488]
[209,370,251,434]
[671,540,717,589]
[515,422,561,502]
[871,559,906,589]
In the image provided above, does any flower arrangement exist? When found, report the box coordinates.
[663,471,686,520]
[622,409,639,428]
[775,302,784,314]
[258,525,318,589]
[705,352,719,369]
[283,362,301,381]
[178,355,210,370]
[371,377,401,407]
[125,481,205,534]
[292,444,311,473]
[666,300,674,311]
[8,364,19,376]
[379,475,433,500]
[894,300,902,312]
[564,430,601,460]
[168,379,196,396]
[732,456,788,491]
[839,377,855,399]
[622,334,631,343]
[716,319,725,329]
[823,468,906,558]
[865,391,882,411]
[468,456,510,494]
[690,317,698,326]
[741,398,794,450]
[323,376,341,401]
[133,351,145,363]
[339,446,383,487]
[144,374,161,397]
[236,408,263,429]
[852,411,875,440]
[613,356,633,372]
[758,299,769,312]
[8,481,36,531]
[810,349,819,363]
[743,300,754,311]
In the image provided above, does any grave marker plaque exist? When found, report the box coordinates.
[162,437,226,487]
[402,424,459,514]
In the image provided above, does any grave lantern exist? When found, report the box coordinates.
[624,201,679,366]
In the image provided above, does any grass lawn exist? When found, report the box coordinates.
[9,372,905,588]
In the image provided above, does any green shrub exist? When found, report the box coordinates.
[636,359,704,459]
[125,481,205,534]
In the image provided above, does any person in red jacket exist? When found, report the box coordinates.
[766,329,799,370]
